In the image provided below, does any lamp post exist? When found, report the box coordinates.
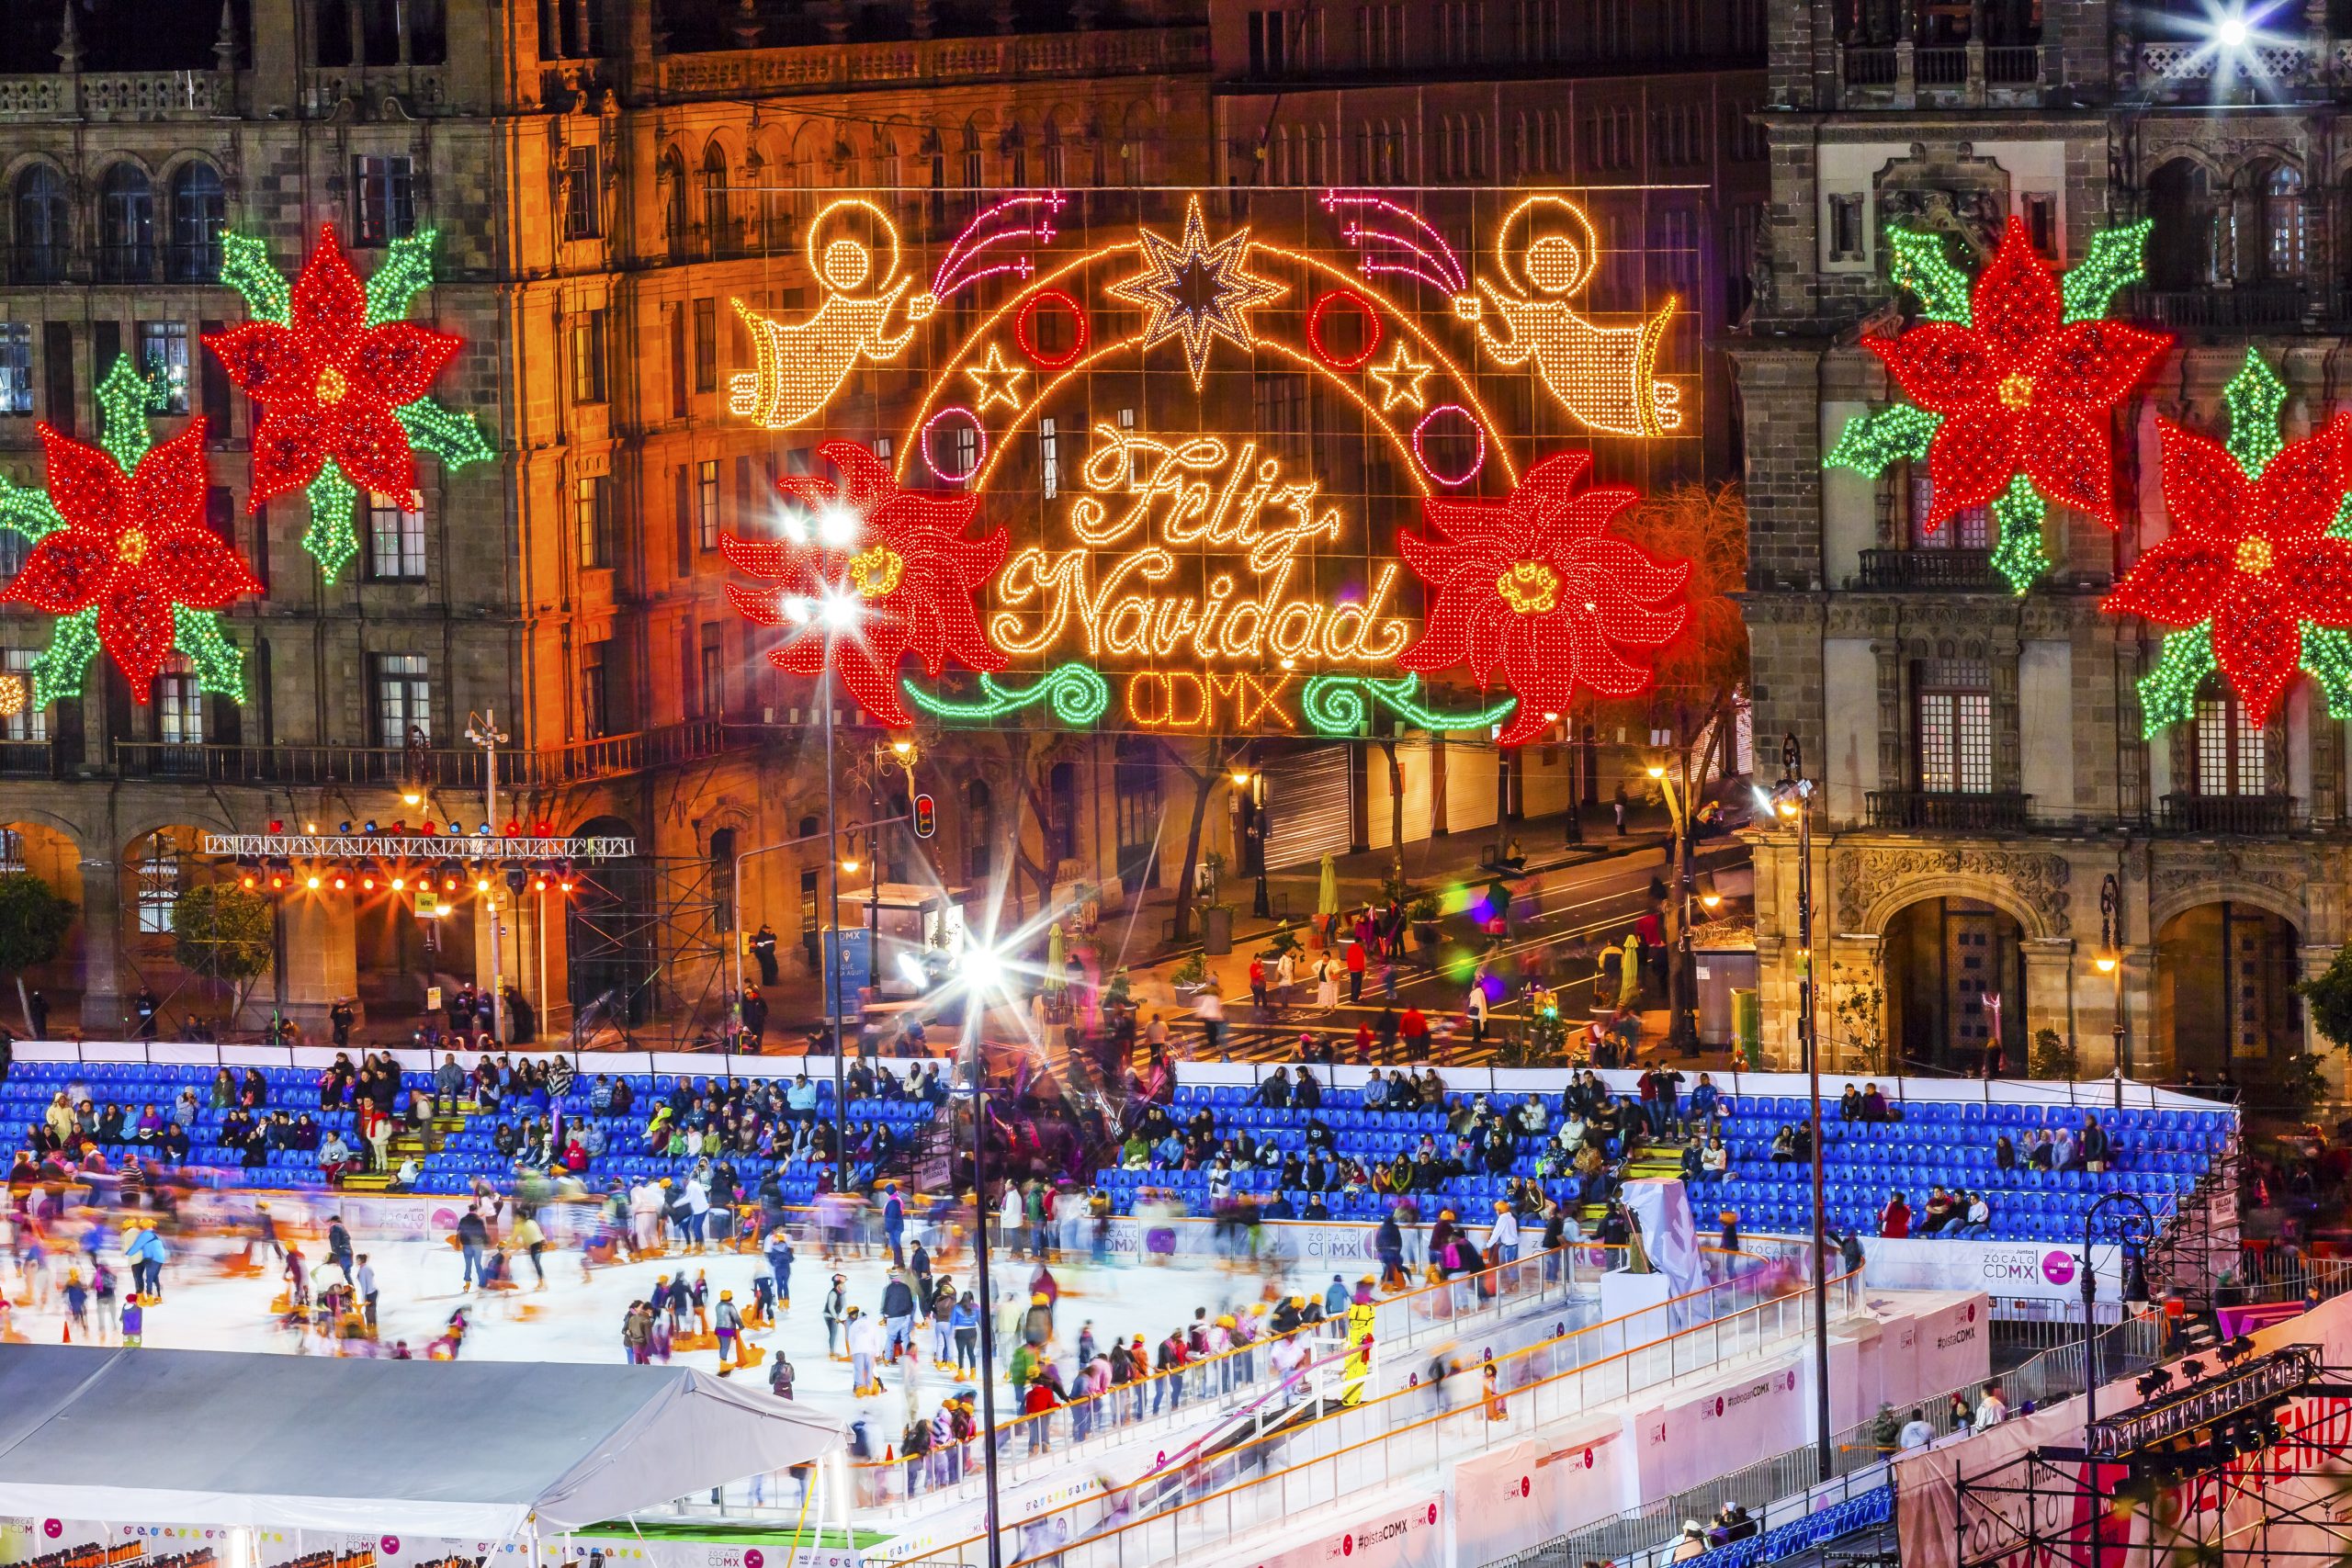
[953,942,1009,1568]
[1646,759,1699,1052]
[2098,871,2127,1083]
[1772,734,1829,1481]
[464,709,509,1043]
[2080,1190,2156,1568]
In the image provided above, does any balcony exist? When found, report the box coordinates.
[0,739,66,779]
[109,718,755,790]
[2157,793,2301,835]
[11,244,64,285]
[2140,286,2311,333]
[656,28,1206,98]
[1868,791,2033,832]
[1857,548,2000,592]
[1836,39,2044,107]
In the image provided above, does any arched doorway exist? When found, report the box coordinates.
[1883,896,2025,1073]
[567,816,654,1036]
[2157,901,2301,1082]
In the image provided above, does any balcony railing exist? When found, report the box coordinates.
[1858,547,2000,591]
[11,243,64,285]
[0,738,67,779]
[1836,39,2044,104]
[109,718,753,790]
[2157,793,2301,835]
[94,244,154,285]
[2140,285,2310,332]
[1868,791,2033,831]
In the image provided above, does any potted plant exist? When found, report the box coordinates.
[1200,852,1233,954]
[1408,892,1442,950]
[1170,952,1209,993]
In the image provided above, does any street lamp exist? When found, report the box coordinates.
[2099,871,2128,1081]
[952,937,1011,1568]
[1770,733,1829,1481]
[2081,1190,2156,1568]
[1229,762,1270,919]
[464,708,511,1043]
[1646,760,1700,1051]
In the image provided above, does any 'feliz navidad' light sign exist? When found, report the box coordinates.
[724,187,1698,746]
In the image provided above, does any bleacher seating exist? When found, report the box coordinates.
[3,1061,940,1199]
[1094,1084,2233,1241]
[1682,1485,1894,1568]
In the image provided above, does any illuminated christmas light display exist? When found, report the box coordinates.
[1464,194,1682,437]
[2107,348,2352,729]
[0,673,24,719]
[1103,195,1286,392]
[730,198,928,429]
[723,187,1703,742]
[722,440,1008,728]
[1827,220,2169,593]
[207,225,492,583]
[0,364,261,706]
[1395,451,1688,747]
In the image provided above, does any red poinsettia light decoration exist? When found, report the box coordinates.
[2,423,262,698]
[1396,451,1689,747]
[2104,415,2352,721]
[722,441,1009,728]
[202,224,462,509]
[1862,224,2170,530]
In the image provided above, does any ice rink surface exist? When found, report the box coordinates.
[4,1211,1332,1428]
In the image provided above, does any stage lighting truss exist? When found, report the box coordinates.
[2086,1343,2322,1461]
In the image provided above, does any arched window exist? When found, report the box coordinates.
[2147,159,2219,289]
[662,151,691,262]
[1042,121,1066,188]
[962,121,985,190]
[710,827,737,930]
[2253,163,2304,281]
[97,164,154,283]
[13,165,67,284]
[700,142,729,255]
[1004,124,1028,189]
[167,162,225,283]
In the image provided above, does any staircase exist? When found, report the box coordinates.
[336,1109,465,1192]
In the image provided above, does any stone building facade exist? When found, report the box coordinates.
[1739,0,2352,1085]
[0,0,1761,1045]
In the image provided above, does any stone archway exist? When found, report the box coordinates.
[2156,899,2302,1083]
[1883,895,2027,1074]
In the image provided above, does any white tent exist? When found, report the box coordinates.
[0,1345,841,1535]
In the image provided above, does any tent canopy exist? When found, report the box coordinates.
[0,1345,841,1536]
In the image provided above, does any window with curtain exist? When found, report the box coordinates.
[14,165,68,284]
[166,164,224,282]
[1916,658,1993,794]
[2193,692,2267,795]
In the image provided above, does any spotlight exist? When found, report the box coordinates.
[2180,1358,2207,1382]
[816,505,859,547]
[305,822,318,834]
[956,940,1005,990]
[332,874,347,891]
[240,871,258,891]
[2215,13,2249,48]
[363,820,378,834]
[533,820,550,838]
[268,819,283,833]
[820,591,859,631]
[337,821,353,835]
[306,874,322,890]
[2136,1369,2175,1398]
[401,790,422,807]
[477,822,492,837]
[390,876,406,892]
[895,952,930,989]
[2219,1335,2257,1365]
[503,819,520,838]
[475,877,492,893]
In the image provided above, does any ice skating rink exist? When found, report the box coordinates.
[6,1213,1327,1424]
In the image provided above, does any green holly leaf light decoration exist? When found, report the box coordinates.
[206,223,493,583]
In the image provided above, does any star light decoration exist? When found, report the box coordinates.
[1395,451,1690,748]
[1104,195,1284,391]
[1367,342,1434,413]
[2107,349,2352,733]
[1826,220,2170,593]
[0,356,261,706]
[722,441,1009,728]
[962,344,1028,413]
[207,225,494,584]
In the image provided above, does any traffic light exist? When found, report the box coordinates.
[913,792,936,840]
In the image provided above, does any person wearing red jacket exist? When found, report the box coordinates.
[1878,1190,1913,1238]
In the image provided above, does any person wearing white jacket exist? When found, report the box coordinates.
[1487,1201,1521,1263]
[846,1305,886,1395]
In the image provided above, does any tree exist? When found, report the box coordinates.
[0,871,75,1034]
[1611,483,1750,787]
[173,882,275,1021]
[1166,737,1236,945]
[1611,483,1750,1039]
[2298,940,2352,1051]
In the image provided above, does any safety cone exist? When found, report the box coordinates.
[61,1319,71,1343]
[882,1443,894,1463]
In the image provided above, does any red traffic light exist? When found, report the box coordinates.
[913,792,936,840]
